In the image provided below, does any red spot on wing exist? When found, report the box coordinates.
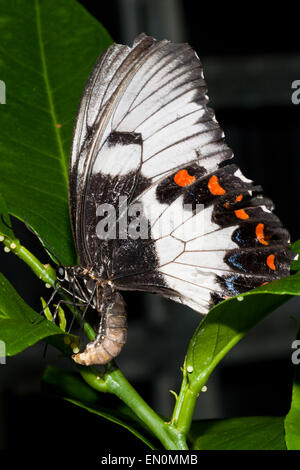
[266,254,276,271]
[174,169,196,187]
[208,175,226,195]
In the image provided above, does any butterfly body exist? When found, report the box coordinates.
[58,265,127,365]
[65,34,295,365]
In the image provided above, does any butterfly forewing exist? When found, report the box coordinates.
[67,33,296,364]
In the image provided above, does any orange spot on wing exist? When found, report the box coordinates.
[224,202,230,209]
[174,169,196,187]
[235,209,249,220]
[261,282,269,286]
[56,123,62,128]
[256,223,269,245]
[208,175,226,195]
[266,254,276,271]
[235,194,243,203]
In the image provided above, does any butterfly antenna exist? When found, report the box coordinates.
[0,213,13,230]
[24,217,63,266]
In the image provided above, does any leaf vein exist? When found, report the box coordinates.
[35,0,68,186]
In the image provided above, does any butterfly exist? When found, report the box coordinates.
[57,33,295,366]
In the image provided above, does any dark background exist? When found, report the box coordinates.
[1,0,300,453]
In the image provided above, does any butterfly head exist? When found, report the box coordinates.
[56,265,66,282]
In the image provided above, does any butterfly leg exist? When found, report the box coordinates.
[52,299,84,324]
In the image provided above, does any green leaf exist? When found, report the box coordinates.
[43,365,158,450]
[190,416,286,450]
[284,326,300,450]
[186,272,300,393]
[285,380,300,450]
[43,364,100,403]
[66,399,157,450]
[40,296,53,322]
[0,272,68,355]
[57,303,67,332]
[0,0,113,265]
[0,191,16,239]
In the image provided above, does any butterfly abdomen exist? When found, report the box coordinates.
[72,290,127,365]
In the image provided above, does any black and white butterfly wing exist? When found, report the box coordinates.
[69,34,295,316]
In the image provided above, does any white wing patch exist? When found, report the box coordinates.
[186,226,238,251]
[171,206,218,242]
[155,237,183,265]
[92,137,142,177]
[159,262,218,311]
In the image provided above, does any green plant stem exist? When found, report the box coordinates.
[79,362,189,450]
[0,234,96,341]
[171,363,198,436]
[3,236,55,285]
